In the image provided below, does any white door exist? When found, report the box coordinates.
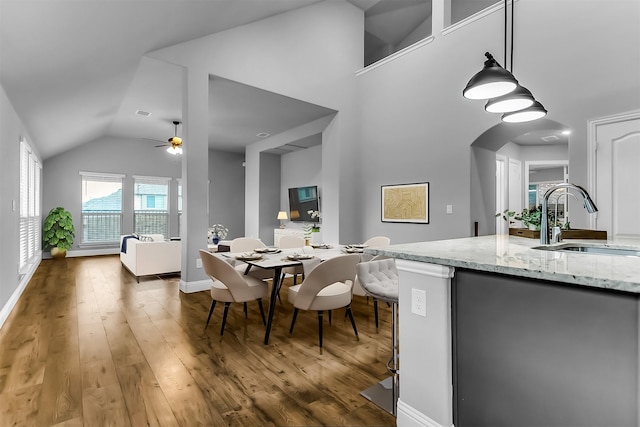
[496,156,507,234]
[592,113,640,237]
[508,158,522,228]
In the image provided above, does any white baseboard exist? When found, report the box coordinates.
[43,247,120,259]
[0,260,40,330]
[397,399,453,427]
[180,279,210,293]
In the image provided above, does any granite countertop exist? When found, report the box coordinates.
[366,235,640,294]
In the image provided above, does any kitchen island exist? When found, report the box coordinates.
[367,235,640,427]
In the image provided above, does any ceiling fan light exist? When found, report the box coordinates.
[463,53,519,100]
[501,101,547,123]
[169,136,182,144]
[167,146,181,155]
[485,85,535,113]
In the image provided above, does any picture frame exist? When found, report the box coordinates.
[381,182,429,223]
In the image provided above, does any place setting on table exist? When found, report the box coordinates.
[342,243,368,253]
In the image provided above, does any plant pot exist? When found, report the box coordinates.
[51,247,67,259]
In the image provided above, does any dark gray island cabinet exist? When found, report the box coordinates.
[454,269,638,427]
[368,235,640,427]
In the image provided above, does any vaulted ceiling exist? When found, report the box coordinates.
[1,0,551,161]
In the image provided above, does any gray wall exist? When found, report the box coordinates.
[258,152,281,245]
[470,146,497,236]
[42,137,246,252]
[208,149,246,240]
[357,0,640,243]
[0,83,37,324]
[280,143,323,234]
[43,136,183,250]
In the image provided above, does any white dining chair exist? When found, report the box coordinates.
[287,254,360,349]
[199,250,268,336]
[230,237,272,280]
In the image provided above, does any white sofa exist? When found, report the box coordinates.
[120,234,181,281]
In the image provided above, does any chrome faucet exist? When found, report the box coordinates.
[540,183,598,245]
[551,192,578,243]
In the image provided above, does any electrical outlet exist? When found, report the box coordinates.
[446,204,453,214]
[196,258,202,269]
[411,288,427,317]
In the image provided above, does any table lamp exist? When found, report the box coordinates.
[277,211,288,228]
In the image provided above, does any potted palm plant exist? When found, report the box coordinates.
[43,207,75,258]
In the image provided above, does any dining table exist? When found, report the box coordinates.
[219,244,368,344]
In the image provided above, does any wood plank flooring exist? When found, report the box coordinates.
[0,255,397,426]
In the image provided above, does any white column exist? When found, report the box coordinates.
[179,65,210,292]
[396,259,455,427]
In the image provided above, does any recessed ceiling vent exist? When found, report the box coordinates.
[541,135,560,142]
[136,110,151,117]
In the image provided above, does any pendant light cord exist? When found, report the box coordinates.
[510,0,514,73]
[504,0,508,70]
[504,0,515,72]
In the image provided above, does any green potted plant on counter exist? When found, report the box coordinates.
[496,207,542,230]
[43,206,75,258]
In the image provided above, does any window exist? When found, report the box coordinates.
[363,0,432,67]
[81,172,123,244]
[134,176,169,238]
[449,0,498,26]
[177,179,182,237]
[20,138,41,271]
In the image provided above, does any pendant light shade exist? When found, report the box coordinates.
[462,52,518,100]
[501,101,547,123]
[485,84,535,113]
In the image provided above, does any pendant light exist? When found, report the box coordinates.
[485,84,535,113]
[462,52,518,100]
[502,101,547,123]
[463,0,547,122]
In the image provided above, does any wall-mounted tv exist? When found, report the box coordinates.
[288,185,320,222]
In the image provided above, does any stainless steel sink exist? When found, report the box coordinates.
[533,243,640,257]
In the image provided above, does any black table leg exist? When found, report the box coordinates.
[263,266,282,345]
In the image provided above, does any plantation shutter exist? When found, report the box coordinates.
[19,138,42,271]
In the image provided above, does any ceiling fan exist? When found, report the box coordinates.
[154,120,183,155]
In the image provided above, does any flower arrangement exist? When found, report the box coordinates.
[208,224,228,243]
[307,209,321,219]
[307,210,321,232]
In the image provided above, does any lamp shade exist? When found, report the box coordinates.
[463,53,518,100]
[501,101,547,123]
[277,211,288,220]
[485,85,535,113]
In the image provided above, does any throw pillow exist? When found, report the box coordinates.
[139,235,154,242]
